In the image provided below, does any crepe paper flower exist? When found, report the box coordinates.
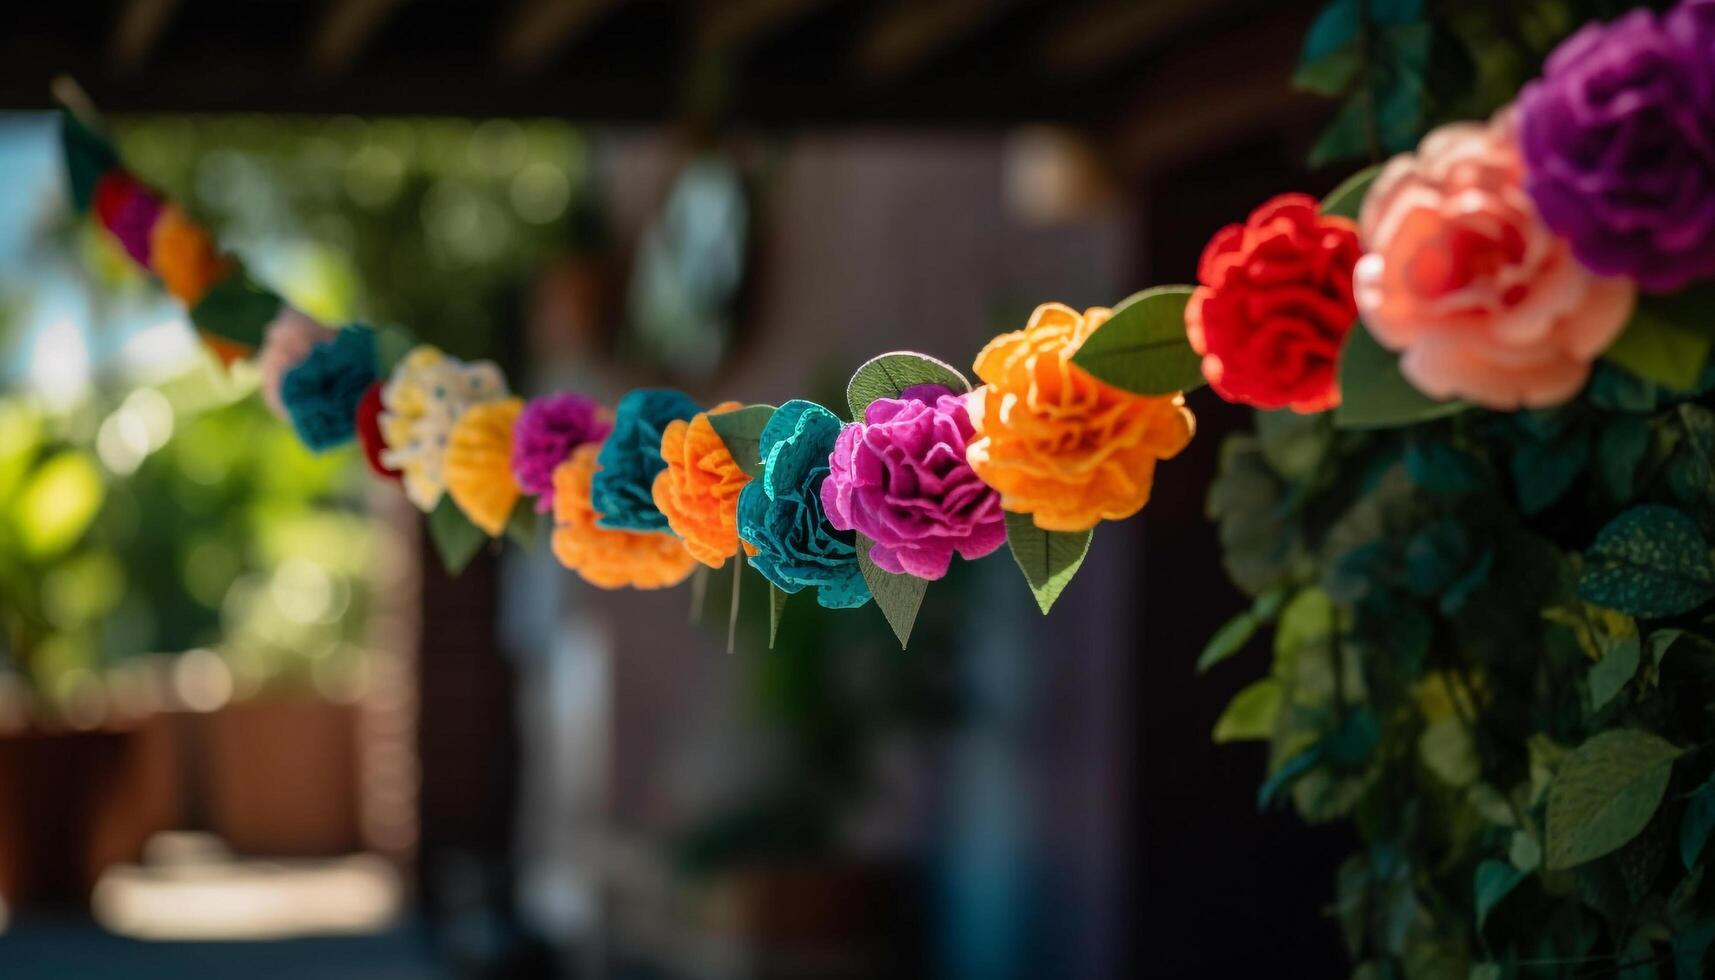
[1518,3,1715,293]
[92,170,163,266]
[821,384,1005,580]
[652,401,758,569]
[1354,110,1637,410]
[199,332,251,368]
[257,308,337,419]
[149,204,231,306]
[379,345,510,512]
[444,398,524,537]
[737,400,872,609]
[355,382,400,481]
[1186,193,1361,413]
[279,325,379,452]
[512,393,613,514]
[966,304,1196,533]
[591,388,700,534]
[551,443,698,590]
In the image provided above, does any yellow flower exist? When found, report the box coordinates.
[651,402,757,568]
[150,205,230,305]
[966,303,1195,532]
[379,345,509,511]
[444,399,523,537]
[553,444,697,589]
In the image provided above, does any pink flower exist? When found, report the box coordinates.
[1353,109,1637,410]
[257,308,336,419]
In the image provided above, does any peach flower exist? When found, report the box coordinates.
[1353,109,1636,409]
[149,205,231,306]
[652,402,758,569]
[552,443,697,590]
[444,398,523,537]
[257,308,337,419]
[966,303,1196,532]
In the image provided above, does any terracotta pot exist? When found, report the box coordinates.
[0,719,179,909]
[201,697,363,857]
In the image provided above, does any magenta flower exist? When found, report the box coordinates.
[821,384,1006,581]
[512,393,612,513]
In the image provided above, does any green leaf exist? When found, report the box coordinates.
[1597,416,1652,502]
[1580,505,1715,619]
[1333,321,1465,429]
[1545,728,1683,870]
[59,110,119,213]
[1650,628,1687,669]
[428,495,486,575]
[1674,918,1715,980]
[1320,164,1384,221]
[1258,746,1323,810]
[845,353,969,422]
[505,501,541,552]
[1681,771,1715,871]
[1588,617,1642,712]
[1198,610,1259,673]
[1213,678,1281,743]
[374,324,417,376]
[1605,287,1715,391]
[188,265,282,350]
[1474,860,1524,934]
[1069,285,1205,396]
[1004,512,1092,614]
[768,582,789,648]
[1509,831,1542,872]
[856,534,926,649]
[1294,46,1360,97]
[1512,427,1590,515]
[1419,718,1478,787]
[707,404,775,479]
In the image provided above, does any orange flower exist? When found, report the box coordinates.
[150,205,231,306]
[198,332,251,367]
[651,401,757,568]
[444,398,523,537]
[552,444,697,589]
[966,303,1195,532]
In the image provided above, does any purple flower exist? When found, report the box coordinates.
[820,384,1005,581]
[512,393,612,513]
[1518,2,1715,293]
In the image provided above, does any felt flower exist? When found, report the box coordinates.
[199,333,251,368]
[1354,110,1637,409]
[736,400,871,609]
[149,204,230,306]
[821,385,1004,580]
[591,389,700,534]
[1186,193,1361,413]
[551,443,698,590]
[257,308,337,419]
[966,304,1196,532]
[379,345,509,512]
[445,398,523,537]
[279,325,378,452]
[652,401,757,569]
[355,382,400,481]
[93,170,163,266]
[512,393,612,514]
[1517,3,1715,292]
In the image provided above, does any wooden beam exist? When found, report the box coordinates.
[496,0,626,74]
[1039,0,1248,77]
[696,0,829,53]
[854,0,1012,82]
[310,0,406,78]
[110,0,182,75]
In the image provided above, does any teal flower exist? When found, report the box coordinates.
[592,388,699,533]
[280,325,377,452]
[737,400,871,609]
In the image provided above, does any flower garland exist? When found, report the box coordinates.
[55,0,1715,648]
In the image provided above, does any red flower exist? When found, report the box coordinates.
[356,382,401,481]
[1185,193,1361,413]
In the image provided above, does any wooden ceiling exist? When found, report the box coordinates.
[6,0,1327,136]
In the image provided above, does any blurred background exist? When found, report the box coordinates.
[0,0,1452,976]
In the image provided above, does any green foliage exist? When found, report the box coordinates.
[1206,297,1715,972]
[1003,512,1091,614]
[1334,321,1465,429]
[1068,286,1205,396]
[845,352,969,423]
[855,534,926,649]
